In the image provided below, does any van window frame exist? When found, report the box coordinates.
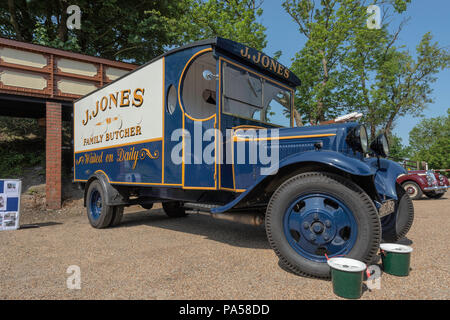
[219,57,294,128]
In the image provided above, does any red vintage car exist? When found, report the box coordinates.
[397,170,449,200]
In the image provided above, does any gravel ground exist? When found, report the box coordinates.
[0,196,449,300]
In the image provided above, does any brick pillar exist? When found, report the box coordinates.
[46,101,62,209]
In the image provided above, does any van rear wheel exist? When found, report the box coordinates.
[162,201,187,218]
[265,172,381,279]
[109,206,124,227]
[86,180,114,228]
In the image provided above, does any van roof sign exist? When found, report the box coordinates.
[156,37,301,87]
[212,37,301,87]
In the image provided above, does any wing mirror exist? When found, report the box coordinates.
[203,70,219,81]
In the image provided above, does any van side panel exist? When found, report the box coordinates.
[74,59,164,185]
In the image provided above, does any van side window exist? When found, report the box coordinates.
[167,84,177,115]
[222,62,292,127]
[182,52,217,119]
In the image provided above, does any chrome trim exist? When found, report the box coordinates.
[423,186,449,191]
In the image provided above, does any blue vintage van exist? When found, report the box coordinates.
[74,38,414,278]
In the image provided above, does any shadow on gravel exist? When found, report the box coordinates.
[116,209,270,250]
[20,221,63,229]
[277,259,331,282]
[395,237,413,245]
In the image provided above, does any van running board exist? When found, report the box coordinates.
[183,203,219,212]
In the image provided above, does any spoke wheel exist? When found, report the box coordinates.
[402,182,422,200]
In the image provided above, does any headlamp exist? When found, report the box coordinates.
[369,134,389,157]
[346,125,369,154]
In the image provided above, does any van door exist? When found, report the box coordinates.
[180,49,218,189]
[183,116,216,189]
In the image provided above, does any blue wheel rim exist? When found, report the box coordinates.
[89,189,102,221]
[283,193,358,262]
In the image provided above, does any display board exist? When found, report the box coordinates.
[0,179,21,231]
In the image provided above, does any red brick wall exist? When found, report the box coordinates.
[46,102,62,209]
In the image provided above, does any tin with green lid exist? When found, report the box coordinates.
[380,243,413,277]
[327,257,367,299]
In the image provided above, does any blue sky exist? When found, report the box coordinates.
[259,0,450,145]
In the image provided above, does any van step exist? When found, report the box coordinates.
[183,203,219,212]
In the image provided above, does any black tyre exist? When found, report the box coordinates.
[381,185,414,242]
[162,201,187,218]
[425,192,444,199]
[402,181,422,200]
[86,180,114,229]
[141,203,154,210]
[266,172,381,279]
[109,206,124,227]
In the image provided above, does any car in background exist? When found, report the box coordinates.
[397,170,449,200]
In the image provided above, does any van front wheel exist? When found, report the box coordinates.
[265,172,381,279]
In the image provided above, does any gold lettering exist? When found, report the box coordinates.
[109,92,118,108]
[252,52,261,64]
[261,55,270,68]
[92,102,99,117]
[277,64,284,76]
[120,89,131,107]
[270,59,278,72]
[133,88,144,107]
[284,68,290,78]
[240,47,249,58]
[82,109,89,126]
[100,96,108,111]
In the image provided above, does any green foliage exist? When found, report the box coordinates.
[0,117,40,138]
[179,0,267,51]
[0,116,44,178]
[283,0,449,137]
[0,140,45,178]
[388,134,411,160]
[408,109,450,169]
[1,0,266,64]
[285,0,372,123]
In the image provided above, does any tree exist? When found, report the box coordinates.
[348,29,450,138]
[0,0,267,64]
[284,0,374,124]
[0,0,188,63]
[388,134,411,160]
[283,0,450,137]
[179,0,267,51]
[408,109,450,169]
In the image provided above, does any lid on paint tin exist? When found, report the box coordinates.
[327,257,367,272]
[380,243,413,254]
